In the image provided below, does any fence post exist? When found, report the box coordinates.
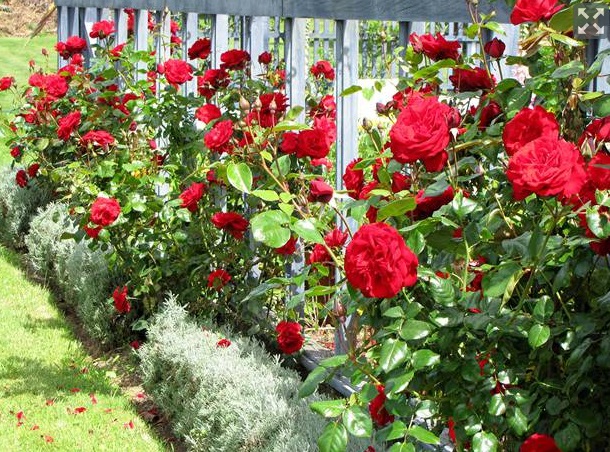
[334,19,359,355]
[183,12,200,96]
[212,15,230,68]
[284,17,307,118]
[134,9,150,81]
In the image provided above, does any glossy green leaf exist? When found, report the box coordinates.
[380,338,410,373]
[400,320,433,341]
[388,443,415,452]
[549,7,573,32]
[551,60,584,79]
[533,296,554,322]
[377,198,417,221]
[299,365,330,398]
[250,210,291,247]
[383,306,404,318]
[251,190,279,202]
[406,425,440,444]
[291,219,324,244]
[340,84,363,96]
[318,422,348,452]
[528,324,550,348]
[310,399,346,418]
[507,407,528,435]
[488,393,506,416]
[387,370,414,395]
[342,406,373,437]
[226,162,252,193]
[412,349,440,370]
[482,262,523,298]
[472,431,499,452]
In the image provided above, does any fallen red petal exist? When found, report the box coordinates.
[71,388,81,393]
[16,411,25,421]
[73,406,87,414]
[31,425,40,431]
[123,420,135,429]
[45,399,55,406]
[89,393,98,404]
[44,435,54,443]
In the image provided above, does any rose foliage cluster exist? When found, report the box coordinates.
[2,0,610,450]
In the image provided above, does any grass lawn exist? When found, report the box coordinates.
[0,245,168,451]
[0,33,57,167]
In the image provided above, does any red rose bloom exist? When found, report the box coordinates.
[90,20,115,38]
[258,51,273,65]
[83,225,102,239]
[389,95,452,172]
[211,212,249,240]
[484,38,506,58]
[15,170,28,188]
[163,59,193,85]
[275,321,305,354]
[130,340,140,349]
[308,178,334,203]
[343,158,365,199]
[506,136,587,201]
[113,286,130,314]
[368,385,394,427]
[207,269,231,290]
[197,68,230,98]
[391,172,411,193]
[216,338,231,348]
[57,111,81,140]
[579,116,610,147]
[503,106,560,155]
[0,76,14,91]
[81,130,115,149]
[345,223,418,298]
[246,92,288,128]
[413,186,455,220]
[220,49,251,70]
[90,197,121,226]
[310,60,335,81]
[510,0,564,25]
[588,152,610,191]
[478,101,503,130]
[188,38,212,60]
[204,119,233,153]
[10,147,20,158]
[195,104,222,124]
[29,74,69,99]
[27,163,40,178]
[310,94,336,120]
[280,132,299,155]
[275,236,298,255]
[449,67,495,92]
[308,243,331,265]
[409,32,461,61]
[179,182,206,212]
[520,433,561,452]
[324,228,348,248]
[109,43,125,59]
[296,127,332,159]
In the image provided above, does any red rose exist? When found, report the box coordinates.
[187,38,211,60]
[310,94,336,119]
[275,236,298,255]
[90,20,115,39]
[389,94,452,172]
[130,340,140,349]
[15,170,28,188]
[391,172,411,193]
[113,286,130,314]
[343,158,365,199]
[163,59,193,85]
[83,225,102,239]
[313,116,336,144]
[510,0,564,25]
[0,76,14,91]
[179,182,206,212]
[296,127,332,159]
[368,385,394,427]
[478,101,503,130]
[448,418,456,443]
[56,36,87,58]
[310,60,335,81]
[484,38,506,58]
[27,163,40,178]
[57,111,81,140]
[308,244,331,265]
[195,104,222,124]
[216,338,231,348]
[413,186,455,220]
[29,74,69,99]
[258,51,273,65]
[10,147,20,158]
[81,130,115,149]
[520,433,561,452]
[220,49,251,71]
[324,228,348,248]
[246,92,288,128]
[409,32,461,61]
[197,68,230,98]
[204,119,233,153]
[207,269,231,290]
[588,152,610,191]
[579,116,610,147]
[280,132,299,155]
[345,223,418,298]
[90,197,121,226]
[502,106,560,155]
[449,67,495,92]
[275,321,305,354]
[109,43,125,59]
[506,136,587,200]
[211,212,249,240]
[308,178,334,203]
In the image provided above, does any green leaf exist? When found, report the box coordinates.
[488,394,506,416]
[555,422,581,451]
[291,219,324,244]
[482,262,523,299]
[97,160,117,178]
[36,137,50,151]
[340,85,362,96]
[472,431,499,452]
[533,296,554,322]
[377,198,417,221]
[400,320,433,341]
[388,443,415,452]
[272,121,310,132]
[226,162,253,193]
[387,370,414,395]
[318,422,348,452]
[549,32,583,48]
[383,306,404,318]
[251,190,280,202]
[495,78,520,93]
[551,60,584,79]
[342,406,373,438]
[251,210,291,247]
[377,420,407,442]
[428,274,455,306]
[285,105,304,121]
[587,205,610,238]
[412,349,440,370]
[406,425,440,445]
[506,87,532,116]
[528,324,550,348]
[507,407,528,435]
[549,7,573,32]
[380,338,410,373]
[310,400,346,418]
[299,365,331,398]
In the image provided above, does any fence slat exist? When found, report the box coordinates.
[284,17,307,118]
[183,12,200,96]
[114,7,128,45]
[211,15,230,68]
[134,9,149,81]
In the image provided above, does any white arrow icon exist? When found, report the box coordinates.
[593,8,605,19]
[578,25,589,35]
[578,8,590,19]
[592,23,605,35]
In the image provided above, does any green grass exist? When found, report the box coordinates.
[0,33,57,167]
[0,245,168,451]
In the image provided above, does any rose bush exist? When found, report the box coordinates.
[2,1,610,451]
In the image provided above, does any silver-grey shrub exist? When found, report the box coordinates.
[0,166,52,246]
[139,297,374,452]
